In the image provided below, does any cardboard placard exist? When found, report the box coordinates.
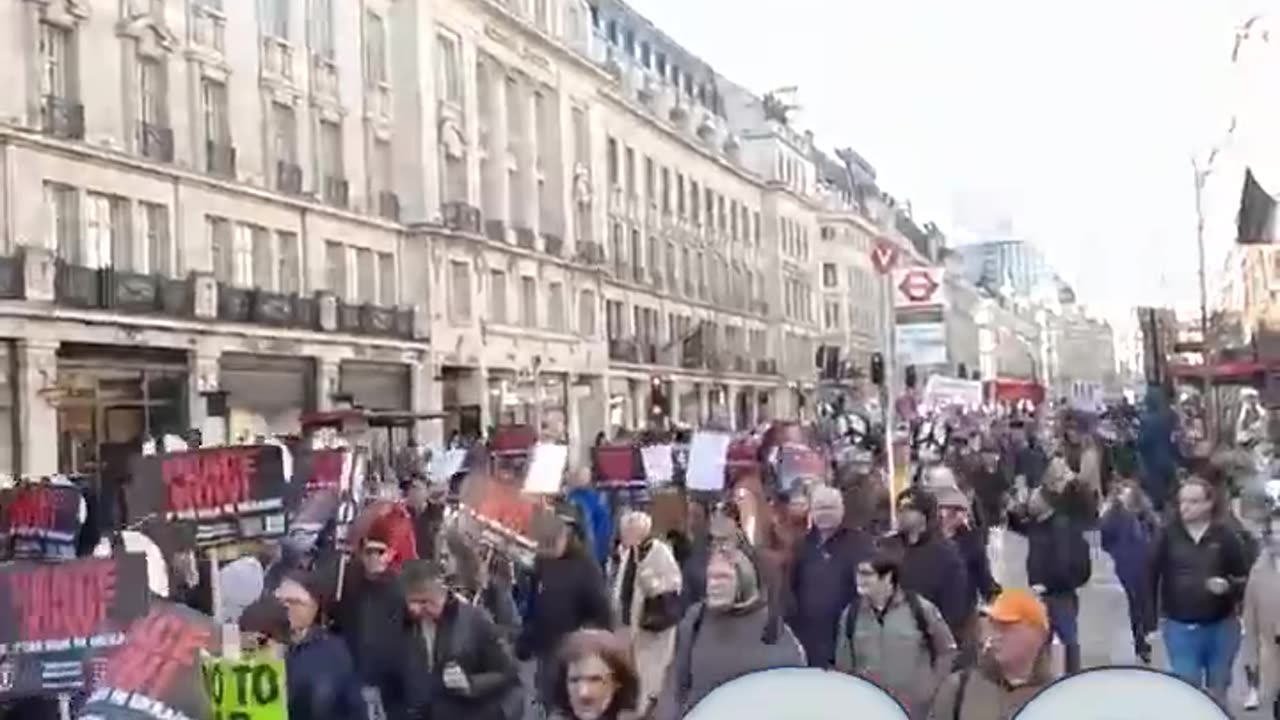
[78,602,219,720]
[0,554,150,699]
[128,446,289,548]
[202,657,287,720]
[0,482,85,560]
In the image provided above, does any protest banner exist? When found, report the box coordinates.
[78,602,219,720]
[128,445,289,548]
[776,444,827,494]
[0,554,150,699]
[0,482,85,560]
[458,472,549,567]
[201,657,287,720]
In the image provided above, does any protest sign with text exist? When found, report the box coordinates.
[202,657,287,720]
[128,445,289,548]
[0,554,149,699]
[77,602,218,720]
[0,482,85,560]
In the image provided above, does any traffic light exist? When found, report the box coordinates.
[870,353,884,386]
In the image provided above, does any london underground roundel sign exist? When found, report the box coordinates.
[685,668,908,720]
[897,268,940,304]
[1013,666,1229,720]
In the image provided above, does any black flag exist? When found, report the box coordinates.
[1236,168,1276,244]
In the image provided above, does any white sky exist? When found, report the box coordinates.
[625,0,1271,328]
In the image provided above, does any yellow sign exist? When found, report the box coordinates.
[202,657,288,720]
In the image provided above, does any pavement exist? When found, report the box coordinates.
[988,527,1264,719]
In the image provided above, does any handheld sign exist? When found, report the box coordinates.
[202,657,287,720]
[0,554,150,700]
[128,445,289,548]
[78,602,219,720]
[0,482,86,560]
[1012,666,1228,720]
[685,667,907,720]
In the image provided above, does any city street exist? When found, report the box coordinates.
[990,528,1262,718]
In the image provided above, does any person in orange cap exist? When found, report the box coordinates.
[927,587,1055,720]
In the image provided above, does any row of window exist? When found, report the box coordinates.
[783,278,815,324]
[606,224,765,312]
[781,217,810,261]
[822,299,879,335]
[604,137,762,248]
[44,182,172,274]
[591,5,724,117]
[445,260,595,335]
[604,300,768,356]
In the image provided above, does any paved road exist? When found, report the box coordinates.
[989,528,1263,718]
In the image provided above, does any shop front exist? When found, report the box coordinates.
[219,353,315,441]
[339,361,410,411]
[55,344,189,476]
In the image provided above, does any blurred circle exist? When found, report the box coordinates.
[684,668,907,720]
[1014,666,1228,720]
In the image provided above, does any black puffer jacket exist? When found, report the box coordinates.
[332,569,409,719]
[403,595,520,720]
[1150,520,1250,624]
[517,543,612,660]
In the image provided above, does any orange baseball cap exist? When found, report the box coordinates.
[983,588,1050,632]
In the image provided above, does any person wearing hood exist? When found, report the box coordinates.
[566,466,614,568]
[788,486,873,668]
[652,545,806,720]
[928,588,1056,720]
[931,483,998,668]
[332,513,410,720]
[1137,387,1180,512]
[518,513,613,708]
[879,487,971,640]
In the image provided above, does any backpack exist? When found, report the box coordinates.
[679,603,781,700]
[841,591,937,666]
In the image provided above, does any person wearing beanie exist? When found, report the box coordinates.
[272,571,364,720]
[878,487,970,640]
[652,545,805,720]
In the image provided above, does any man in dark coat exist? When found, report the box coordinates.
[788,486,874,667]
[877,487,971,640]
[400,560,521,720]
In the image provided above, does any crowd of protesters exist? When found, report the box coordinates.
[8,383,1280,720]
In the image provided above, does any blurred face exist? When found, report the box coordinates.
[566,653,617,720]
[983,620,1046,675]
[619,517,648,548]
[1178,483,1213,524]
[537,526,570,559]
[896,499,925,534]
[405,579,449,622]
[939,505,967,534]
[407,482,429,511]
[855,562,893,604]
[787,492,811,521]
[274,579,318,636]
[704,556,738,609]
[810,492,843,532]
[1118,485,1137,509]
[981,451,1000,472]
[361,540,392,576]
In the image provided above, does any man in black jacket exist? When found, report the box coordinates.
[518,515,613,708]
[878,487,970,641]
[1008,486,1092,673]
[1150,476,1250,706]
[401,560,520,720]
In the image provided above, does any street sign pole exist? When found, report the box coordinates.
[882,271,898,529]
[871,239,899,528]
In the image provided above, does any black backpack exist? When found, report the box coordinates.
[841,592,938,666]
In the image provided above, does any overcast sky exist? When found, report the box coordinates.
[625,0,1272,328]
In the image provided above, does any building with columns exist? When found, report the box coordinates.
[0,0,935,475]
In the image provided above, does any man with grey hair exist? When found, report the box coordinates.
[787,484,874,667]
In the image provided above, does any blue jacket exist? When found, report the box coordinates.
[567,487,613,567]
[1100,504,1154,589]
[787,527,873,668]
[286,628,365,720]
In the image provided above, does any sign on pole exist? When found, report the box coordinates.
[893,267,944,308]
[870,240,899,275]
